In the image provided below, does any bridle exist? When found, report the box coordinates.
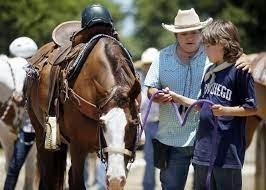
[61,79,140,164]
[59,34,141,167]
[97,97,140,165]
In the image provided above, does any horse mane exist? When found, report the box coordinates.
[103,38,141,100]
[104,38,134,85]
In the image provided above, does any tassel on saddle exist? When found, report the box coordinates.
[45,116,60,150]
[44,97,61,151]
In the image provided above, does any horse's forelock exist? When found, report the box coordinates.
[113,87,130,106]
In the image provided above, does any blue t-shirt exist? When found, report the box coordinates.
[192,64,257,169]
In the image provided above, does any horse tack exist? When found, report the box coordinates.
[28,42,56,70]
[26,41,84,112]
[26,35,118,146]
[26,33,105,122]
[61,35,141,161]
[67,34,135,81]
[52,20,81,47]
[65,87,101,120]
[26,32,142,189]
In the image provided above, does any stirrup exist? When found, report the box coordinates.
[44,116,60,150]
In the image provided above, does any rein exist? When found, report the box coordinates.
[62,79,136,162]
[62,79,118,121]
[139,90,218,190]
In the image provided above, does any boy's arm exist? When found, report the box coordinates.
[169,91,196,107]
[211,104,257,116]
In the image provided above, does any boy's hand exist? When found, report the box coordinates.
[154,87,172,104]
[211,104,229,116]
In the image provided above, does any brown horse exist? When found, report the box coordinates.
[243,52,266,190]
[244,53,266,149]
[26,35,141,190]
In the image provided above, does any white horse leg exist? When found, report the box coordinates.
[0,121,17,171]
[24,143,38,190]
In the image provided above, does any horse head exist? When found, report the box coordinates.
[64,35,141,189]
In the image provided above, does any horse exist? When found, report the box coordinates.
[0,54,38,190]
[26,35,141,190]
[243,53,266,149]
[242,52,266,190]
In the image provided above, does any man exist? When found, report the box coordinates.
[135,48,160,190]
[4,36,38,190]
[144,8,251,190]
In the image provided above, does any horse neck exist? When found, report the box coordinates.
[73,52,115,104]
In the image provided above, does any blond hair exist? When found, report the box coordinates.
[202,20,243,63]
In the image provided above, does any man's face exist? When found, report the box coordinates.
[176,30,202,53]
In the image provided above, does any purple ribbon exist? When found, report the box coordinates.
[139,89,218,190]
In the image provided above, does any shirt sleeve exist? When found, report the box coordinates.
[236,70,257,109]
[144,54,161,89]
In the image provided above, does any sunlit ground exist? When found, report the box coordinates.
[0,132,256,190]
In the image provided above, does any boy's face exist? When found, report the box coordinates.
[204,43,224,64]
[176,30,202,54]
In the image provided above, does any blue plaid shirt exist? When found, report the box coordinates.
[144,43,212,147]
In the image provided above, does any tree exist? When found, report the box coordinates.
[132,0,266,59]
[0,0,124,54]
[195,0,266,53]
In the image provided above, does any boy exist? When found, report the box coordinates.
[169,20,257,190]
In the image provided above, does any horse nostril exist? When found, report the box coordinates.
[107,175,126,189]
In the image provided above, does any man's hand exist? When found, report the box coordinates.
[235,54,252,73]
[148,87,172,104]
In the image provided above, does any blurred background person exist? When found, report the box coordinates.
[135,47,160,190]
[84,153,106,190]
[3,36,38,190]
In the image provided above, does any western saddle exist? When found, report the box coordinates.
[26,21,115,150]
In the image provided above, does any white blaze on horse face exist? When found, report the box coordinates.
[100,107,127,180]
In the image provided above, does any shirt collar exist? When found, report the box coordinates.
[168,43,205,66]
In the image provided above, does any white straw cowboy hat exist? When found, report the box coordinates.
[162,8,213,33]
[134,48,159,69]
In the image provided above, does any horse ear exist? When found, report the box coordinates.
[92,79,108,96]
[128,78,141,99]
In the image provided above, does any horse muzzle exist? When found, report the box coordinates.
[107,176,126,190]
